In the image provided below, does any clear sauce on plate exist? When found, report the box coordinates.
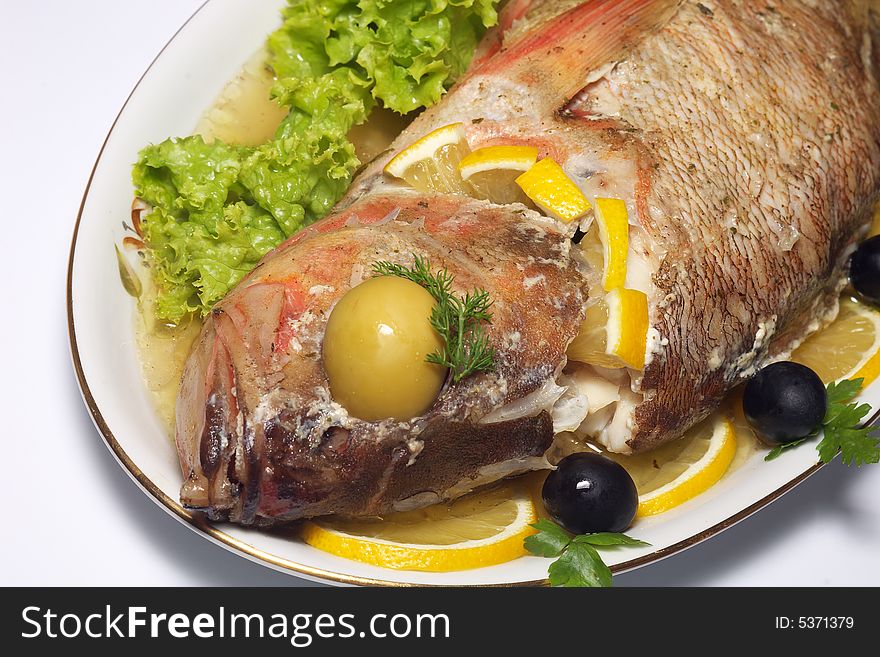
[195,49,287,147]
[133,278,201,436]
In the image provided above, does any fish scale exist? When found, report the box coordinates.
[349,0,880,452]
[177,0,880,522]
[178,195,589,522]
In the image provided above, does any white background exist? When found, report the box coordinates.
[1,0,878,586]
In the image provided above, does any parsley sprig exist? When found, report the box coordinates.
[765,378,880,464]
[524,519,649,587]
[372,256,496,382]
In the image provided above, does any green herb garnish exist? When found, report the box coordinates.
[372,256,495,382]
[524,519,649,587]
[765,378,880,464]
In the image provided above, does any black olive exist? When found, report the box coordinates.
[542,453,638,534]
[850,235,880,305]
[742,361,827,446]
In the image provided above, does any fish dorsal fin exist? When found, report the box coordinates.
[472,0,683,109]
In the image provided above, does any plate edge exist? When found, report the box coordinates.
[65,0,860,588]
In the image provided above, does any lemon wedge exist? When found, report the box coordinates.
[384,122,471,194]
[300,481,536,572]
[594,197,630,291]
[791,296,880,386]
[515,158,591,223]
[609,413,737,517]
[567,288,649,370]
[458,145,538,204]
[606,288,649,369]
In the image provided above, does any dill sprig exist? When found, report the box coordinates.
[372,256,496,382]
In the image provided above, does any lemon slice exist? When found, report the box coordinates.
[610,413,736,517]
[606,288,649,369]
[300,481,536,572]
[459,145,538,179]
[567,288,649,370]
[384,122,471,194]
[515,158,591,223]
[458,145,538,205]
[594,197,630,291]
[791,296,880,385]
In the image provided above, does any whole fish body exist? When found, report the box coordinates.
[176,0,880,523]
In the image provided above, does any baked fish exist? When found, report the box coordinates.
[177,196,589,521]
[176,0,880,522]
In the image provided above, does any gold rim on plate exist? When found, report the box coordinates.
[66,0,845,587]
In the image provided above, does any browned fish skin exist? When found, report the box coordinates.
[177,195,588,522]
[349,0,880,452]
[604,0,880,449]
[176,0,880,523]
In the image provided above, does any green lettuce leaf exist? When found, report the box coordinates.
[269,0,498,114]
[139,202,285,319]
[133,0,498,322]
[241,68,373,236]
[133,136,246,216]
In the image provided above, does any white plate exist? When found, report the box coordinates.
[67,0,879,586]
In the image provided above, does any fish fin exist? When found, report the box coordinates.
[474,0,683,107]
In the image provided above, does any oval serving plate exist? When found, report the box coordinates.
[67,0,880,586]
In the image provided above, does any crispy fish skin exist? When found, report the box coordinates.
[350,0,880,452]
[177,195,589,522]
[609,0,880,449]
[177,0,880,523]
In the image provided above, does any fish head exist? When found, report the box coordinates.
[176,192,591,522]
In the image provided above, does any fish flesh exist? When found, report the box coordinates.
[176,0,880,522]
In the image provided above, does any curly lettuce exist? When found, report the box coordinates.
[133,0,498,323]
[268,0,497,113]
